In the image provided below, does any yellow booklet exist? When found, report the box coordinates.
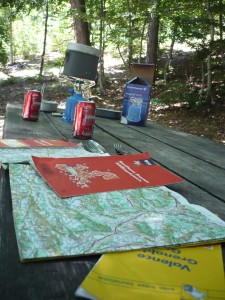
[76,245,225,300]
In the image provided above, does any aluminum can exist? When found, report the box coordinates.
[22,90,42,121]
[72,101,96,139]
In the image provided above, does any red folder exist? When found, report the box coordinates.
[32,152,184,198]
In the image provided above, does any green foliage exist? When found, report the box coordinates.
[0,74,46,86]
[12,11,43,59]
[48,3,73,53]
[0,3,72,63]
[0,9,9,65]
[0,43,8,65]
[0,0,224,109]
[45,56,64,68]
[153,82,201,109]
[0,0,66,11]
[86,0,150,64]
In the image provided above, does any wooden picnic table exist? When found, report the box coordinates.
[1,102,225,300]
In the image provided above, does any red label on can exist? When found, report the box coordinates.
[72,101,96,139]
[22,90,42,121]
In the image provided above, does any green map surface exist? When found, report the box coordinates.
[9,164,225,261]
[0,145,105,164]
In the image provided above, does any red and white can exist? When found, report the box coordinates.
[72,101,96,139]
[22,90,42,121]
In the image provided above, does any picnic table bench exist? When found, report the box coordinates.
[1,102,225,299]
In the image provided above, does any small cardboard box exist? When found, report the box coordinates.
[130,63,155,85]
[121,77,151,126]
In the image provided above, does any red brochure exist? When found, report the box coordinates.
[32,152,184,198]
[0,139,78,148]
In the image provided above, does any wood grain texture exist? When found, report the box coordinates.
[0,170,98,299]
[4,103,63,139]
[95,117,225,202]
[1,104,224,299]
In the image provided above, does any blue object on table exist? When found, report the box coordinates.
[127,103,141,122]
[121,77,151,127]
[62,89,87,123]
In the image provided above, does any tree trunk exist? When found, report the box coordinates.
[98,0,105,91]
[206,0,214,104]
[126,0,133,66]
[9,8,14,64]
[219,0,225,67]
[201,61,205,93]
[117,44,127,66]
[139,17,148,63]
[39,0,49,76]
[70,0,90,45]
[164,27,176,83]
[146,0,160,68]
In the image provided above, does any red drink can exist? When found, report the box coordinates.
[22,90,42,121]
[72,101,96,139]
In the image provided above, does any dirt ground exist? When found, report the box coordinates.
[149,102,225,144]
[0,62,224,144]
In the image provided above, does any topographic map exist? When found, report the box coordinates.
[0,144,106,164]
[9,164,225,261]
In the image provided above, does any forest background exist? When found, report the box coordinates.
[0,0,224,144]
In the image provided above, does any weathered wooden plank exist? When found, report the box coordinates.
[97,117,225,169]
[3,103,64,139]
[45,112,75,141]
[47,113,225,219]
[128,121,225,168]
[0,169,98,300]
[4,107,224,202]
[95,117,225,202]
[45,113,120,150]
[1,103,225,299]
[170,181,225,220]
[90,121,225,220]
